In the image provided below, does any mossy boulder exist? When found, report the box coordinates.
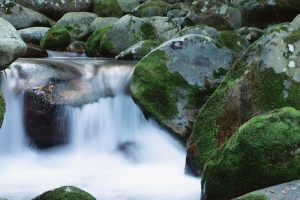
[186,19,300,176]
[100,14,178,57]
[132,0,173,17]
[185,0,242,30]
[131,34,233,141]
[0,17,27,71]
[232,0,300,29]
[93,0,123,18]
[55,12,98,41]
[115,40,161,60]
[201,107,300,199]
[0,1,53,29]
[40,26,72,51]
[85,26,112,57]
[33,186,96,200]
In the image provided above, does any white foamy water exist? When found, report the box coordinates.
[0,59,200,200]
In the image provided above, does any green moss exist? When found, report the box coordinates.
[254,67,300,111]
[187,57,248,173]
[33,186,96,200]
[85,26,112,57]
[233,194,268,200]
[140,22,158,41]
[0,91,5,127]
[99,36,116,57]
[40,26,72,51]
[133,0,172,17]
[93,0,122,18]
[202,107,300,199]
[131,50,190,121]
[283,30,300,44]
[218,31,249,52]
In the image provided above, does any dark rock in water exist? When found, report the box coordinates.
[32,185,96,200]
[66,41,86,54]
[22,43,48,58]
[11,58,136,149]
[40,26,72,51]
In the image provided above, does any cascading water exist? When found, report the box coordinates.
[0,57,200,200]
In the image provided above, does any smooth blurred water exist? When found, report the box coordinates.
[0,58,200,200]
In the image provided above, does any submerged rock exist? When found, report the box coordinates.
[0,17,27,71]
[131,34,233,142]
[201,107,300,199]
[33,186,96,200]
[186,18,300,176]
[22,43,48,58]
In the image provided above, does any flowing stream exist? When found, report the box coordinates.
[0,57,200,200]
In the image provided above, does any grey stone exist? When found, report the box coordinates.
[0,17,27,71]
[89,17,118,34]
[18,27,49,45]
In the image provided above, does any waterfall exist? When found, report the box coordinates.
[0,58,200,200]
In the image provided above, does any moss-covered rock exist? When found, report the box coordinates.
[201,107,300,199]
[131,34,233,141]
[132,0,173,17]
[115,40,161,60]
[100,14,178,57]
[40,26,72,51]
[186,20,300,176]
[55,12,98,41]
[85,26,112,57]
[235,27,265,43]
[33,186,96,200]
[93,0,123,18]
[88,17,118,34]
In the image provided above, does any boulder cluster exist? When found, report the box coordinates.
[1,0,300,199]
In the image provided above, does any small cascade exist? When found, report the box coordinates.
[0,58,201,200]
[46,50,87,58]
[0,66,27,155]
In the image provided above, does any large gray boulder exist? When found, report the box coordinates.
[0,1,53,29]
[18,27,49,45]
[14,0,93,21]
[55,12,98,41]
[131,34,233,141]
[0,17,26,71]
[100,14,178,57]
[186,16,300,176]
